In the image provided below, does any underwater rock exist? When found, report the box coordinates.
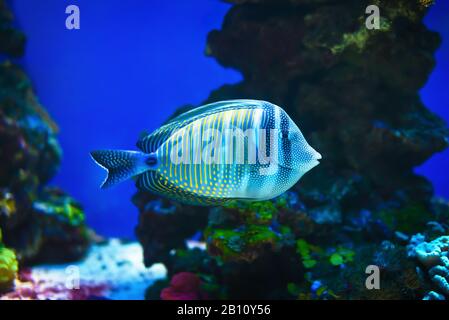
[206,0,447,204]
[0,1,91,267]
[308,205,341,225]
[133,191,210,266]
[0,0,25,57]
[17,187,91,263]
[136,0,448,299]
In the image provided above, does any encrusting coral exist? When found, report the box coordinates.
[408,235,449,299]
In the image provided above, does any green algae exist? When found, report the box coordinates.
[331,17,391,54]
[33,189,85,227]
[0,229,18,291]
[296,239,318,269]
[296,239,355,269]
[377,203,433,234]
[206,225,279,262]
[329,247,355,266]
[223,199,285,224]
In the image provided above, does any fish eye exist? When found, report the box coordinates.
[279,131,291,139]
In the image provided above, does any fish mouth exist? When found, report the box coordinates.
[297,150,322,171]
[312,148,322,160]
[277,149,322,171]
[310,151,322,169]
[307,158,320,170]
[314,151,322,163]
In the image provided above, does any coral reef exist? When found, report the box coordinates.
[160,272,207,300]
[135,0,449,300]
[1,270,109,300]
[0,0,90,274]
[408,235,449,299]
[0,239,166,300]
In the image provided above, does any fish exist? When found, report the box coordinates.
[90,99,322,206]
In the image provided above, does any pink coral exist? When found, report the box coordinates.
[1,269,109,300]
[161,272,207,300]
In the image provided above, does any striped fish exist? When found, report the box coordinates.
[90,99,321,206]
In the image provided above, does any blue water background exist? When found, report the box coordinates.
[7,0,448,238]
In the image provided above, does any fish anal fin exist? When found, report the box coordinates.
[136,171,229,206]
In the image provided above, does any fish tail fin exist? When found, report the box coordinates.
[90,150,156,189]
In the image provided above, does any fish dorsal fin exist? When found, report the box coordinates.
[136,120,182,153]
[136,171,229,206]
[167,99,264,124]
[137,99,265,153]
